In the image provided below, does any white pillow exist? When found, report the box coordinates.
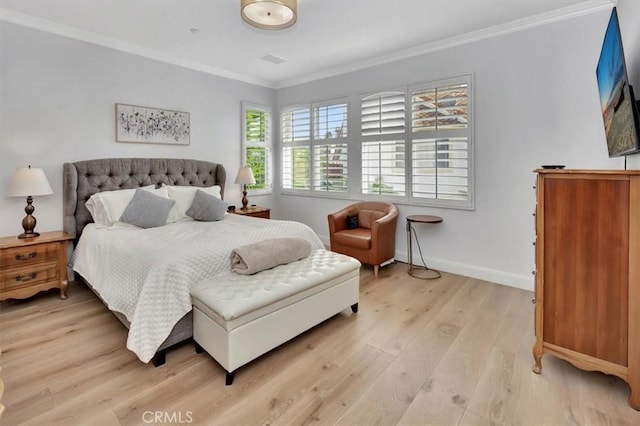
[85,185,165,226]
[166,185,222,222]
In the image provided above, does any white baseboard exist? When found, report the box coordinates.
[318,234,534,292]
[399,250,534,292]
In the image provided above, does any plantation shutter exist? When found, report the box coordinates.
[361,92,405,136]
[361,91,406,197]
[281,107,311,190]
[244,107,271,190]
[313,102,348,193]
[410,80,471,204]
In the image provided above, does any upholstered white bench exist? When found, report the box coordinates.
[191,249,361,384]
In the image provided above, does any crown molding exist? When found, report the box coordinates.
[274,0,614,89]
[2,1,614,90]
[0,8,276,89]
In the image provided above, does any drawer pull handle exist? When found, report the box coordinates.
[15,251,37,261]
[16,272,37,282]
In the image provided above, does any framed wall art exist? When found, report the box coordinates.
[116,103,190,145]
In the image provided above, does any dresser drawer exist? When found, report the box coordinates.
[0,242,59,268]
[1,261,59,292]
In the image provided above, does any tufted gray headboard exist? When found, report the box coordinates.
[63,158,226,240]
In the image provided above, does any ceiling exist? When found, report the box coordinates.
[1,0,614,88]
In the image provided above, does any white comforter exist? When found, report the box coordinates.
[71,214,324,363]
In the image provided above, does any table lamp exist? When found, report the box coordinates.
[234,166,256,210]
[7,165,53,238]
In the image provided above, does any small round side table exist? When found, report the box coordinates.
[406,215,443,280]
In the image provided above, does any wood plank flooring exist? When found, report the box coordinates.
[2,262,640,425]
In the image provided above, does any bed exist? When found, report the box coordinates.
[63,158,324,365]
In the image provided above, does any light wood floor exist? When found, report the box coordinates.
[2,262,640,425]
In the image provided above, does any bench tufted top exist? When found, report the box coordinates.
[191,249,361,329]
[63,158,226,239]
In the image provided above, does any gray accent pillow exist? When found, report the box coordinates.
[186,189,227,221]
[119,189,176,228]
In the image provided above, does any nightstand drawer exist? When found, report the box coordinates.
[231,206,271,219]
[1,242,59,268]
[249,210,270,219]
[1,261,59,292]
[0,231,72,301]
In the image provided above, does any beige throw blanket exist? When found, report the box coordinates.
[230,237,312,275]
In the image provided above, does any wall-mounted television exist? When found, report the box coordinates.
[596,7,640,158]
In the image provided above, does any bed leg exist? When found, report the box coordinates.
[226,371,236,386]
[351,303,359,313]
[152,350,166,367]
[195,342,204,354]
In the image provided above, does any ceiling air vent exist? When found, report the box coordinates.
[261,54,286,64]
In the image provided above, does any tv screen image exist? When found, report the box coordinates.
[596,8,640,157]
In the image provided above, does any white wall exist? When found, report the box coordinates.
[3,5,639,291]
[618,0,640,90]
[0,23,275,238]
[276,9,626,290]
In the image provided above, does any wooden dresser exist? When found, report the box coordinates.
[0,231,73,301]
[532,169,639,409]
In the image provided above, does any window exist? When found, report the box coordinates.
[313,144,348,192]
[279,75,473,209]
[361,91,406,197]
[362,140,405,196]
[410,77,471,206]
[281,107,311,190]
[313,102,348,193]
[242,102,272,193]
[281,101,349,194]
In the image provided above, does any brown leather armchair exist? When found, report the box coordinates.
[328,202,399,277]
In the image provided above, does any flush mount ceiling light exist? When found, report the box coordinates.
[241,0,297,30]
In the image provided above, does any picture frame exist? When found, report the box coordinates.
[115,103,190,145]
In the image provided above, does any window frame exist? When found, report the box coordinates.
[241,101,273,196]
[408,75,474,209]
[278,74,474,211]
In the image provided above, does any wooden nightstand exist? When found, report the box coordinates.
[232,206,271,219]
[0,231,73,301]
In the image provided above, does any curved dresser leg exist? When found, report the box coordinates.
[351,303,358,313]
[629,383,640,410]
[532,343,543,374]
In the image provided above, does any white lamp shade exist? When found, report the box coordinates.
[234,167,256,185]
[241,0,297,30]
[7,167,53,197]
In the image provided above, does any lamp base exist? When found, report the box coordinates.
[241,185,249,210]
[19,196,39,239]
[18,231,40,239]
